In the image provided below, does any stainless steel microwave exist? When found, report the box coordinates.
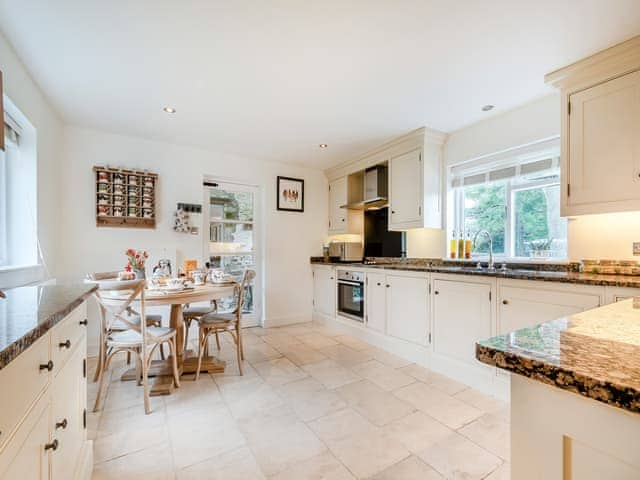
[328,242,363,262]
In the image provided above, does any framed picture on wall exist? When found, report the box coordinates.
[277,176,304,212]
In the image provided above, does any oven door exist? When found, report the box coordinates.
[337,280,364,321]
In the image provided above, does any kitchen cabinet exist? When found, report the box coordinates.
[386,274,429,345]
[498,281,601,334]
[545,35,640,216]
[365,272,387,333]
[312,265,335,317]
[328,177,347,233]
[432,277,492,367]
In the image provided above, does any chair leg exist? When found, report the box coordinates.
[169,338,181,388]
[215,330,221,350]
[135,352,142,386]
[196,328,207,381]
[127,351,132,365]
[159,343,165,360]
[237,325,244,361]
[93,349,118,412]
[93,336,105,383]
[142,351,151,415]
[235,330,243,376]
[183,318,192,352]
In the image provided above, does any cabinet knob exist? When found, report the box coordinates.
[391,210,396,214]
[329,277,334,280]
[376,282,381,286]
[39,360,54,372]
[58,339,71,349]
[55,419,68,430]
[341,218,345,222]
[79,319,88,326]
[434,291,439,295]
[386,284,390,288]
[44,439,59,451]
[502,300,508,305]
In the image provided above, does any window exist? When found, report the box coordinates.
[451,139,567,260]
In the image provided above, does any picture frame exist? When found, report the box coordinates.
[277,176,304,212]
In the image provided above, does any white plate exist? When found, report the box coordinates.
[163,285,185,292]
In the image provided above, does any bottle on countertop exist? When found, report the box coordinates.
[465,232,472,259]
[450,230,457,259]
[458,231,465,259]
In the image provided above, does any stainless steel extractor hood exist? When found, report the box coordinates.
[341,165,388,210]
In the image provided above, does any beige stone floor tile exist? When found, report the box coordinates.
[164,375,225,417]
[309,322,343,337]
[94,403,169,463]
[426,372,468,395]
[253,357,308,386]
[453,388,508,414]
[458,413,510,461]
[351,359,415,391]
[333,334,371,351]
[276,343,328,366]
[269,451,356,480]
[398,363,436,383]
[176,446,266,480]
[418,432,502,480]
[328,429,410,479]
[394,382,483,429]
[383,411,454,454]
[335,379,415,426]
[276,323,315,336]
[92,443,175,480]
[277,377,347,422]
[218,376,286,419]
[262,332,302,349]
[302,359,361,389]
[366,347,413,369]
[101,380,165,413]
[320,344,374,367]
[484,462,510,480]
[296,332,340,349]
[239,405,326,476]
[308,408,377,444]
[243,342,284,364]
[370,455,444,480]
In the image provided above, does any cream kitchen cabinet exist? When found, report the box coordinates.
[328,177,347,233]
[365,272,387,333]
[545,35,640,216]
[312,265,335,317]
[497,280,602,335]
[432,276,493,368]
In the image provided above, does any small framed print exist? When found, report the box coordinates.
[277,176,304,212]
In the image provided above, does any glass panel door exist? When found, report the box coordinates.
[204,181,260,327]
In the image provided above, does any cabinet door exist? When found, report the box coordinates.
[51,344,86,480]
[386,275,429,345]
[328,177,347,232]
[313,267,335,317]
[498,285,600,334]
[0,397,50,480]
[389,149,422,228]
[433,279,491,366]
[366,273,387,333]
[567,70,640,214]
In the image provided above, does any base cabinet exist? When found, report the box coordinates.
[365,272,387,333]
[312,266,335,317]
[386,274,429,345]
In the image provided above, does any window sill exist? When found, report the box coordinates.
[0,264,46,289]
[444,256,570,265]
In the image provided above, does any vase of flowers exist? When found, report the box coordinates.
[125,249,149,279]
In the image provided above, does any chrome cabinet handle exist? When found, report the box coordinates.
[58,339,71,349]
[44,439,59,451]
[39,360,54,372]
[55,419,68,430]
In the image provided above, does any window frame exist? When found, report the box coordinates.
[0,147,6,266]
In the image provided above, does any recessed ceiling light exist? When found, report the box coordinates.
[163,106,176,113]
[481,104,494,112]
[319,144,328,149]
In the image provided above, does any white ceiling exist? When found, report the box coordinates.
[1,1,639,169]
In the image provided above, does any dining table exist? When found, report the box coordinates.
[111,282,237,395]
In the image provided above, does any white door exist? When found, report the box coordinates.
[567,70,640,212]
[365,272,387,333]
[389,149,422,228]
[204,180,260,326]
[433,279,492,366]
[329,177,347,232]
[498,285,600,335]
[312,267,335,317]
[386,274,429,345]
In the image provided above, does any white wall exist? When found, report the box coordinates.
[0,31,63,287]
[59,126,327,346]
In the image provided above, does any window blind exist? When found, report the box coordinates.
[4,112,21,146]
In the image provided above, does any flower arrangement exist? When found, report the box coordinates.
[125,248,149,273]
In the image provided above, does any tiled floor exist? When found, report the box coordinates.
[89,321,510,479]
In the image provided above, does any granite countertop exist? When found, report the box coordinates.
[309,258,640,288]
[0,284,97,370]
[476,298,640,414]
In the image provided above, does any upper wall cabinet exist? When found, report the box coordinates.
[546,35,640,216]
[328,177,347,233]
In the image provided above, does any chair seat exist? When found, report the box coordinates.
[199,312,236,325]
[183,305,215,318]
[108,326,176,346]
[111,314,162,331]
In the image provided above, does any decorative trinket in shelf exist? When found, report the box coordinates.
[173,202,201,234]
[94,166,157,228]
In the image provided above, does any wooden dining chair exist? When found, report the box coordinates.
[87,271,164,382]
[194,269,255,379]
[182,300,217,352]
[90,278,181,414]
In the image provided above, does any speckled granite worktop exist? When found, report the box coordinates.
[310,257,640,288]
[0,284,96,370]
[477,298,640,414]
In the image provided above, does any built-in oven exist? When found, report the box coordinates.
[337,270,364,322]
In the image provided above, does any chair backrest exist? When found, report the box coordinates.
[234,269,256,322]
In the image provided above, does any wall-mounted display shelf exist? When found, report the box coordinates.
[94,166,158,228]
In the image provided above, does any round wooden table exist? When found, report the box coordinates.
[114,283,236,395]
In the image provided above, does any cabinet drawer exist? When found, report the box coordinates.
[0,334,50,451]
[51,305,87,377]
